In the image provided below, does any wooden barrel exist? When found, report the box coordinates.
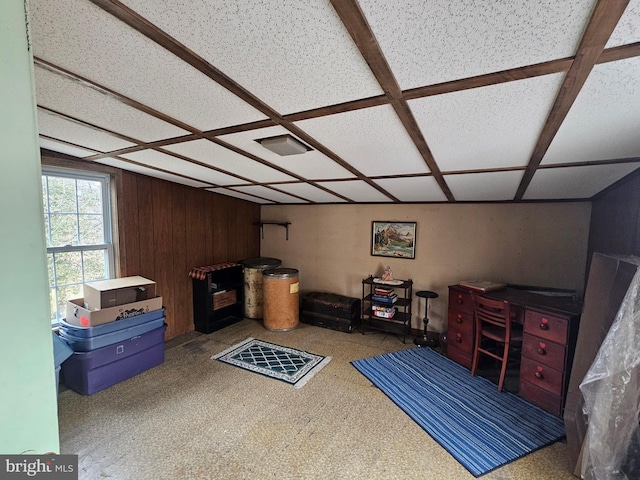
[262,268,299,332]
[240,257,281,319]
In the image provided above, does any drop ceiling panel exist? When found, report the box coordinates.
[314,180,392,203]
[218,126,355,180]
[295,105,429,176]
[120,149,243,186]
[162,139,296,183]
[445,171,524,201]
[231,186,308,204]
[374,177,448,202]
[410,74,564,172]
[29,0,267,131]
[206,188,274,204]
[523,164,640,200]
[96,157,211,188]
[34,66,189,142]
[542,58,640,165]
[39,137,99,158]
[273,183,348,203]
[37,109,136,152]
[606,0,640,47]
[358,0,595,89]
[122,0,384,115]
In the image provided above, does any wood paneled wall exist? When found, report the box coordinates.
[587,170,640,270]
[117,171,260,339]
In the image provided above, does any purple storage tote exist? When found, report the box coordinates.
[61,324,165,395]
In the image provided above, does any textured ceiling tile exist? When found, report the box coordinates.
[314,180,392,202]
[219,126,356,180]
[606,0,640,47]
[162,139,296,183]
[120,149,245,186]
[29,0,267,130]
[295,105,429,176]
[96,157,211,188]
[273,183,348,203]
[34,66,189,142]
[206,188,274,204]
[410,73,564,171]
[542,58,640,165]
[37,109,136,152]
[374,176,447,202]
[122,0,383,115]
[523,164,640,199]
[445,171,524,201]
[358,0,595,88]
[231,185,308,203]
[39,137,99,158]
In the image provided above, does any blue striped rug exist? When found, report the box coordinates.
[352,347,565,477]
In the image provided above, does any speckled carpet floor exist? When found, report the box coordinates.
[57,319,576,479]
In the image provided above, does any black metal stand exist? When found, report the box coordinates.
[414,290,439,348]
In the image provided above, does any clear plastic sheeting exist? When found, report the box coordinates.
[580,269,640,480]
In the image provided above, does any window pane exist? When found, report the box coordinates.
[49,287,57,321]
[47,177,77,213]
[50,213,78,246]
[56,284,82,320]
[47,253,55,287]
[44,213,51,247]
[76,179,103,214]
[54,251,83,286]
[79,214,103,245]
[82,250,108,282]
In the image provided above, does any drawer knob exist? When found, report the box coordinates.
[537,342,547,355]
[456,314,462,323]
[455,333,462,343]
[539,318,549,330]
[534,366,544,379]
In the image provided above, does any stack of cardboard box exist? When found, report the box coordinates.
[59,276,165,395]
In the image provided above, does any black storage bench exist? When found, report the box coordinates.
[301,292,361,333]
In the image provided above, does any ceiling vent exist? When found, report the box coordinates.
[256,134,311,156]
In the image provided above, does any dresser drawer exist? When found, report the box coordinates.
[447,309,474,334]
[448,288,474,314]
[524,310,568,345]
[522,333,566,370]
[447,325,474,354]
[447,344,472,370]
[520,356,563,395]
[519,380,563,416]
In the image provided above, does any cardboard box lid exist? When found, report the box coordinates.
[83,276,155,292]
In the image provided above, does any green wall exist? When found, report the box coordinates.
[0,1,60,453]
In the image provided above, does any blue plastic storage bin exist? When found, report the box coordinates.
[60,307,165,338]
[61,324,166,395]
[59,316,165,352]
[52,332,73,367]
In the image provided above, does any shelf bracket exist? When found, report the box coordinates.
[257,221,291,240]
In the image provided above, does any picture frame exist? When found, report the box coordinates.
[371,221,416,259]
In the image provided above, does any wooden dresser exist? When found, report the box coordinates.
[447,285,581,416]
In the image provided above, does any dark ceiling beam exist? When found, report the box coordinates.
[514,0,631,200]
[34,56,202,135]
[330,0,454,202]
[597,40,640,64]
[403,58,574,101]
[88,0,398,203]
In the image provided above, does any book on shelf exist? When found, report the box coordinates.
[373,286,395,296]
[373,308,396,318]
[371,294,398,304]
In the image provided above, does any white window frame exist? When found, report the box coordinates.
[42,167,114,323]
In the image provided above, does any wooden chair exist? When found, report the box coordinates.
[470,294,523,392]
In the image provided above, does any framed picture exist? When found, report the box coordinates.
[371,221,416,259]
